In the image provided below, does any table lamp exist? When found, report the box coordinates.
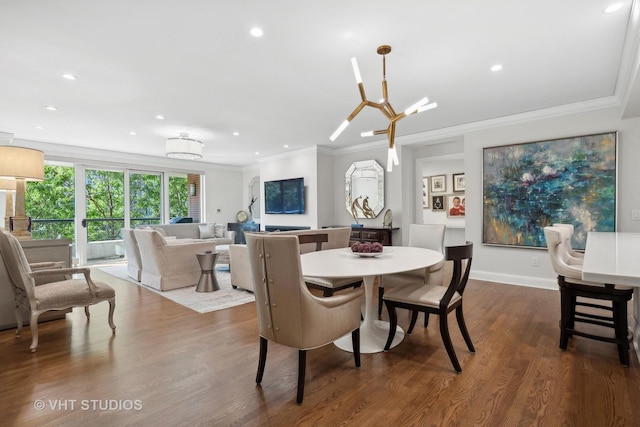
[0,146,44,239]
[0,178,16,230]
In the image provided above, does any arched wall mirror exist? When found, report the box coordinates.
[345,160,384,219]
[248,176,260,220]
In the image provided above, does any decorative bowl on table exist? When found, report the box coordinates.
[347,241,389,257]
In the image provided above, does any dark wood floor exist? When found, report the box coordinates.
[1,269,639,426]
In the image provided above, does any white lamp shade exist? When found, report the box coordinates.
[166,135,203,160]
[0,146,44,181]
[0,178,17,190]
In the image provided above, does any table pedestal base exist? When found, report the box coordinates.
[334,320,404,354]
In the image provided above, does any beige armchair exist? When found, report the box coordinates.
[245,233,363,404]
[133,229,215,291]
[0,229,116,352]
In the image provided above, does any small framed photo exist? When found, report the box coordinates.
[453,173,465,192]
[432,195,445,211]
[431,175,446,193]
[422,177,429,208]
[446,193,465,217]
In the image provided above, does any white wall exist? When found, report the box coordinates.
[202,168,244,225]
[259,148,319,229]
[463,107,640,289]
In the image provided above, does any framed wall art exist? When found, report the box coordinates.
[422,177,429,208]
[431,175,446,193]
[482,131,617,249]
[453,173,465,192]
[432,195,445,211]
[447,194,465,217]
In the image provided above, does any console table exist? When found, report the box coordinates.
[0,238,72,330]
[228,222,260,244]
[348,226,399,246]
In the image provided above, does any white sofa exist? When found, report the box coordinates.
[133,229,216,291]
[140,223,235,245]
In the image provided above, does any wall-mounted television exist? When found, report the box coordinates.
[264,177,305,214]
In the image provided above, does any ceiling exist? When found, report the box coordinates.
[0,1,637,168]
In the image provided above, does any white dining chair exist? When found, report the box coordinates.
[553,223,584,263]
[378,224,445,317]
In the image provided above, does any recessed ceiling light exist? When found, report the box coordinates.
[155,115,165,120]
[35,126,44,130]
[283,144,289,148]
[61,73,77,80]
[255,151,260,155]
[129,131,137,136]
[605,3,623,13]
[233,132,239,136]
[250,27,263,37]
[44,105,57,111]
[491,64,503,72]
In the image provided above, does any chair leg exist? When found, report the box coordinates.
[297,350,306,404]
[256,337,268,384]
[384,301,398,351]
[613,300,630,367]
[559,288,572,350]
[351,328,361,367]
[84,306,90,319]
[424,313,430,328]
[29,312,40,352]
[439,313,462,373]
[407,310,419,335]
[14,303,23,338]
[378,287,385,318]
[107,299,116,332]
[455,306,475,353]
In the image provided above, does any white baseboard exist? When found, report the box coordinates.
[470,270,557,291]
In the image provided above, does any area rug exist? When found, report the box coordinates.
[96,264,255,314]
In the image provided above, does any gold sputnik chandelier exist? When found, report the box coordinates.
[330,45,437,172]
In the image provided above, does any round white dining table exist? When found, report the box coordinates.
[300,246,444,353]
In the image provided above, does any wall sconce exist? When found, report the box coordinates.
[189,183,196,196]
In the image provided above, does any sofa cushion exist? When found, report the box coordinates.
[214,223,225,238]
[199,224,215,239]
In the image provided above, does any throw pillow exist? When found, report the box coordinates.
[154,227,167,237]
[214,223,225,238]
[199,224,215,239]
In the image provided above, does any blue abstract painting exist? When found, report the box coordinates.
[483,132,617,249]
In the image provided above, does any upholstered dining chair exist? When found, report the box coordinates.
[544,226,633,366]
[0,229,116,352]
[245,233,363,404]
[298,232,363,297]
[382,242,475,373]
[552,223,584,262]
[378,224,446,317]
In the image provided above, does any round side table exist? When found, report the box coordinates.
[196,252,220,292]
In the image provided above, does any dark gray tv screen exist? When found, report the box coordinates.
[264,177,305,214]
